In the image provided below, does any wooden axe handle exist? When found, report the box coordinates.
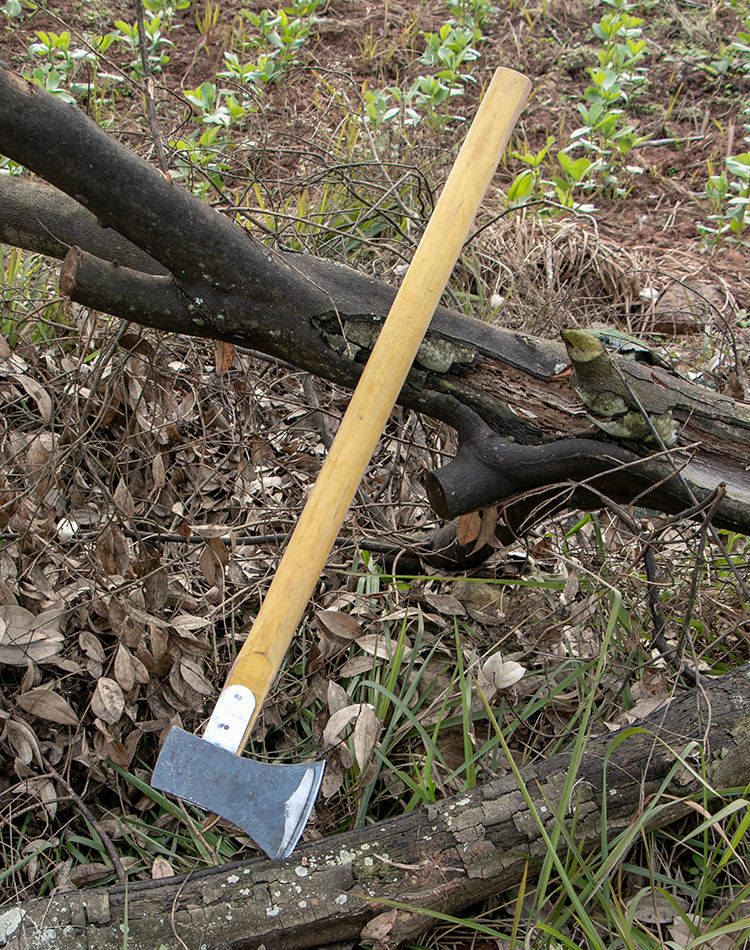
[225,67,531,743]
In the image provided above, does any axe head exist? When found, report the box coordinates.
[152,727,325,860]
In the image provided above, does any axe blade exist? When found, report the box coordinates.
[152,727,325,860]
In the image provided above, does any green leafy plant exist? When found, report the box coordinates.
[507,134,556,206]
[28,29,73,65]
[0,247,71,346]
[362,22,481,129]
[183,80,246,126]
[1,0,23,22]
[24,28,122,103]
[221,5,320,90]
[445,0,497,31]
[557,0,649,199]
[169,126,234,195]
[418,22,480,99]
[23,64,77,103]
[700,151,750,244]
[698,9,750,245]
[553,150,600,207]
[143,0,191,24]
[697,3,750,82]
[362,86,402,125]
[502,0,651,212]
[114,12,174,77]
[507,135,599,210]
[592,1,648,79]
[284,0,327,14]
[217,50,285,86]
[241,8,313,68]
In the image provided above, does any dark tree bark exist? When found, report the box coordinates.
[2,666,749,950]
[0,63,749,536]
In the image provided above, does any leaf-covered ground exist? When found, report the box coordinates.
[1,0,749,946]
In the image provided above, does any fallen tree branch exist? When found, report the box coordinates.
[425,430,750,535]
[0,62,749,534]
[0,176,167,274]
[3,666,749,950]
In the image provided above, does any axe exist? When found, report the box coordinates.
[152,67,531,860]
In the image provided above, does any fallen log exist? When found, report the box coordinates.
[1,63,749,536]
[2,665,749,950]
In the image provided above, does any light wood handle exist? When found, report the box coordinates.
[225,67,531,743]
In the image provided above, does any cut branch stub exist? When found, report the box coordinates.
[1,61,750,536]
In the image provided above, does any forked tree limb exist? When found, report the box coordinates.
[1,62,750,950]
[0,62,749,536]
[0,177,167,275]
[2,666,750,950]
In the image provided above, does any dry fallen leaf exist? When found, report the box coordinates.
[327,680,350,716]
[17,685,78,727]
[25,432,54,496]
[353,704,380,769]
[170,614,210,634]
[33,777,58,820]
[14,374,54,426]
[423,592,466,617]
[320,755,345,798]
[454,580,505,612]
[316,610,363,641]
[0,605,64,666]
[136,544,168,613]
[669,916,737,950]
[214,340,235,377]
[629,891,687,925]
[323,703,366,748]
[79,630,106,662]
[151,856,175,879]
[199,538,228,587]
[100,729,142,769]
[472,505,498,553]
[359,909,400,949]
[113,479,135,518]
[4,718,42,766]
[68,862,112,887]
[118,331,154,356]
[562,569,580,604]
[21,837,54,885]
[457,511,481,546]
[114,644,135,693]
[152,452,166,489]
[338,655,375,677]
[91,677,125,725]
[129,652,151,685]
[481,653,526,691]
[97,524,130,576]
[357,634,411,660]
[179,658,213,695]
[59,246,82,295]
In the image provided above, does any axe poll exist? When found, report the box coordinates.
[152,67,531,860]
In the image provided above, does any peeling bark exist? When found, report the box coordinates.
[2,666,749,950]
[0,61,749,535]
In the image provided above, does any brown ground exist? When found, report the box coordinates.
[6,0,750,313]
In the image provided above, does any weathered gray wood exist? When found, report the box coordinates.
[2,667,749,950]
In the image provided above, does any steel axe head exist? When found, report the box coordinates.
[152,727,325,860]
